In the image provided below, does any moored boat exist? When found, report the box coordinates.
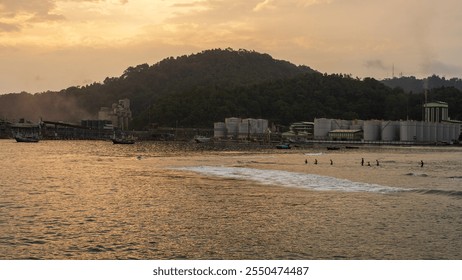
[276,143,291,149]
[15,134,40,143]
[111,131,135,144]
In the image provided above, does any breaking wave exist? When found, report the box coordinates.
[173,166,406,194]
[411,189,462,198]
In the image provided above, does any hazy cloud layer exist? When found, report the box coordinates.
[0,0,461,93]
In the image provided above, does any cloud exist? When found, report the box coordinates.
[253,0,275,12]
[364,59,388,70]
[0,0,106,24]
[421,60,462,76]
[0,21,20,32]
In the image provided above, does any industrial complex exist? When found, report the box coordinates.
[2,98,461,145]
[213,101,461,145]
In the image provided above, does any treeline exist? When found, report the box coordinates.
[382,75,462,93]
[136,73,462,128]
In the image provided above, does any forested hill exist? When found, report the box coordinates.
[381,75,462,93]
[0,48,315,123]
[134,72,462,128]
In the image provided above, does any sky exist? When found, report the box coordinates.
[0,0,461,94]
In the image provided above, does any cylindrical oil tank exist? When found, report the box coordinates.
[241,118,258,134]
[400,121,417,142]
[448,123,455,142]
[214,122,226,138]
[238,121,249,138]
[331,119,341,130]
[428,122,437,142]
[350,119,364,130]
[443,123,450,142]
[436,123,444,142]
[381,121,399,141]
[340,119,351,129]
[422,122,430,142]
[314,118,332,140]
[364,120,381,141]
[257,119,269,134]
[454,124,461,140]
[415,121,424,142]
[225,117,240,138]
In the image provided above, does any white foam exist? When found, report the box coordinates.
[173,166,405,194]
[304,152,323,156]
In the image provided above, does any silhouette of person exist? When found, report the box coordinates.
[361,158,364,166]
[305,159,308,164]
[376,160,380,166]
[367,161,371,167]
[420,160,424,168]
[330,159,333,165]
[314,159,318,165]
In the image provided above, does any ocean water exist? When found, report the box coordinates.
[0,140,461,259]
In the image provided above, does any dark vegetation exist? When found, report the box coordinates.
[1,48,461,129]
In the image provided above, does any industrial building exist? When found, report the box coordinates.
[98,99,132,130]
[214,117,269,140]
[314,118,461,144]
[311,101,462,144]
[281,122,314,141]
[328,129,363,141]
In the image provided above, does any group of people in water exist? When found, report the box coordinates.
[305,157,425,167]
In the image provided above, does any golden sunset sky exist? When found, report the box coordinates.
[0,0,461,94]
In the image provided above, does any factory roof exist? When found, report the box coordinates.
[423,101,448,108]
[329,129,362,133]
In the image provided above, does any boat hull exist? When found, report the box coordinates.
[112,139,135,144]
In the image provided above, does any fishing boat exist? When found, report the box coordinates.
[111,132,135,144]
[276,143,291,149]
[14,133,40,143]
[193,135,211,143]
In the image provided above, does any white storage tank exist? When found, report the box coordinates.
[456,125,462,141]
[331,119,341,130]
[350,119,364,130]
[238,122,247,139]
[422,122,430,142]
[314,118,332,140]
[415,121,424,142]
[436,123,444,142]
[330,119,350,130]
[428,122,437,142]
[257,119,269,134]
[225,117,240,138]
[400,121,417,142]
[443,123,450,142]
[214,122,226,138]
[381,121,399,141]
[363,120,381,141]
[448,123,456,142]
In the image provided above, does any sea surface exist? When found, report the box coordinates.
[0,140,461,259]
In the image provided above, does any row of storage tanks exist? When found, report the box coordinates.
[314,118,461,143]
[214,117,269,139]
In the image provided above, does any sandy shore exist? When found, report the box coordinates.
[172,145,462,191]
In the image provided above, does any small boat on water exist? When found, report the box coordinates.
[14,133,40,143]
[112,137,135,144]
[276,143,291,149]
[345,146,359,149]
[111,132,135,144]
[193,135,211,143]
